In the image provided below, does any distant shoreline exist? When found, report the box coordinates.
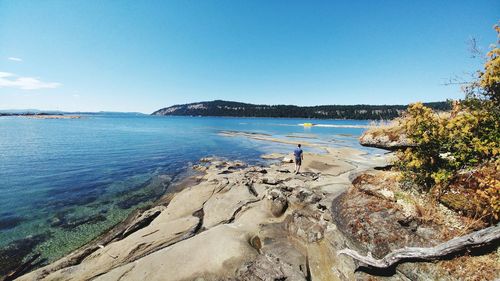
[151,100,452,120]
[152,114,377,122]
[0,113,81,119]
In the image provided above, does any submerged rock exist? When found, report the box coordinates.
[116,192,155,209]
[49,213,107,229]
[260,153,286,160]
[0,215,24,231]
[0,233,50,278]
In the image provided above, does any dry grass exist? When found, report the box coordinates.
[365,111,448,143]
[350,167,499,279]
[412,199,463,241]
[457,215,489,234]
[368,119,399,129]
[365,119,404,142]
[438,251,500,281]
[441,163,500,225]
[414,200,444,224]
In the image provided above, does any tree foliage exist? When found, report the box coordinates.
[397,23,500,222]
[478,24,500,105]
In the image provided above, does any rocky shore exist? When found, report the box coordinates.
[25,115,81,119]
[11,138,499,280]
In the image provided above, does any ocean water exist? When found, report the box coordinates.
[0,114,379,270]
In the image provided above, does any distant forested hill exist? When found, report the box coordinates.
[151,100,451,120]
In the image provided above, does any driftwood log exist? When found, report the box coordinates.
[338,224,500,269]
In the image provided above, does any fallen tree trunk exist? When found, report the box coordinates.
[338,224,500,269]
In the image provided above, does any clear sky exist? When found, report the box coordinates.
[0,1,499,113]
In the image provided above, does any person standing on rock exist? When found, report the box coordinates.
[294,144,303,174]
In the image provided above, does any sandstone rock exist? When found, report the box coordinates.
[352,171,399,202]
[285,178,305,189]
[200,157,217,163]
[192,164,208,171]
[306,240,352,281]
[261,177,279,185]
[120,205,165,238]
[358,183,395,201]
[162,182,216,221]
[230,253,307,281]
[266,189,288,217]
[332,181,445,263]
[260,153,286,160]
[250,183,268,199]
[292,187,323,205]
[209,160,225,167]
[286,210,326,243]
[93,225,258,281]
[246,166,267,174]
[359,130,415,150]
[203,183,258,228]
[20,147,460,281]
[37,216,200,281]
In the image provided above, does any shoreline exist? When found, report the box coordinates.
[25,115,81,119]
[3,166,206,280]
[0,114,81,119]
[1,126,320,277]
[151,114,384,121]
[0,166,199,281]
[7,128,385,280]
[10,131,497,280]
[14,139,387,280]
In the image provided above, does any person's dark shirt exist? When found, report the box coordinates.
[294,148,303,159]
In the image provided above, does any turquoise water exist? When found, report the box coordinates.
[0,114,377,271]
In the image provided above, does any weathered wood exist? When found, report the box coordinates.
[338,224,500,269]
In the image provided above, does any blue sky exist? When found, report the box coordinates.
[0,1,498,113]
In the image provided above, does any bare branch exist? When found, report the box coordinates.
[467,37,483,59]
[338,224,500,269]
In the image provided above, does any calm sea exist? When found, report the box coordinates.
[0,114,379,271]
